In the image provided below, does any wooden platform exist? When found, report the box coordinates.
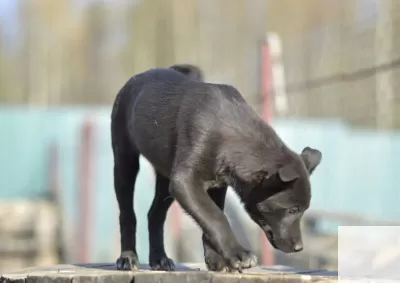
[1,263,338,283]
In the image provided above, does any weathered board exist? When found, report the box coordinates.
[1,262,338,283]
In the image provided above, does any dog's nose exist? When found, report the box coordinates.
[293,244,303,252]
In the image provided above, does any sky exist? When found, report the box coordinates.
[0,0,135,49]
[0,0,19,48]
[0,0,105,50]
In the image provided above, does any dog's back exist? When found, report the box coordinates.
[112,64,203,122]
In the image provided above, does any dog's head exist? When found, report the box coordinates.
[243,146,322,253]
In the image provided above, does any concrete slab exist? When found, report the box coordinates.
[1,263,338,283]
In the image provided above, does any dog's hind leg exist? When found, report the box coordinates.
[114,148,140,270]
[147,172,175,271]
[202,186,230,272]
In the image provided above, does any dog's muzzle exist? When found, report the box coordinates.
[263,227,303,253]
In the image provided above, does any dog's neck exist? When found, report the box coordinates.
[215,163,255,203]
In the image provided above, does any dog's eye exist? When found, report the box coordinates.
[288,207,300,215]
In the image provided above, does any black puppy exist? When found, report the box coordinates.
[111,64,322,272]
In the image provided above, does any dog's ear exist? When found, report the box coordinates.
[277,163,300,182]
[300,147,322,174]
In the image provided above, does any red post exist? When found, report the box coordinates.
[262,40,273,124]
[260,38,275,266]
[78,117,95,263]
[170,202,183,258]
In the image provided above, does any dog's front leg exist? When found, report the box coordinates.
[202,187,230,272]
[170,170,258,272]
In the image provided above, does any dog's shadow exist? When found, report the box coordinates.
[72,263,199,272]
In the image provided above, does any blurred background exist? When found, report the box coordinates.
[1,0,400,274]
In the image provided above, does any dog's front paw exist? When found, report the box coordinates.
[149,251,175,271]
[204,245,229,272]
[222,246,258,271]
[116,250,140,270]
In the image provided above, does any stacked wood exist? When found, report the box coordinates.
[0,200,61,273]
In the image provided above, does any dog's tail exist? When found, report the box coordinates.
[169,64,204,82]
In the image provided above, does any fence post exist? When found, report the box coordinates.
[170,202,183,260]
[78,116,95,263]
[260,34,275,266]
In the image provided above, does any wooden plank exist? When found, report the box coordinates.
[1,263,338,283]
